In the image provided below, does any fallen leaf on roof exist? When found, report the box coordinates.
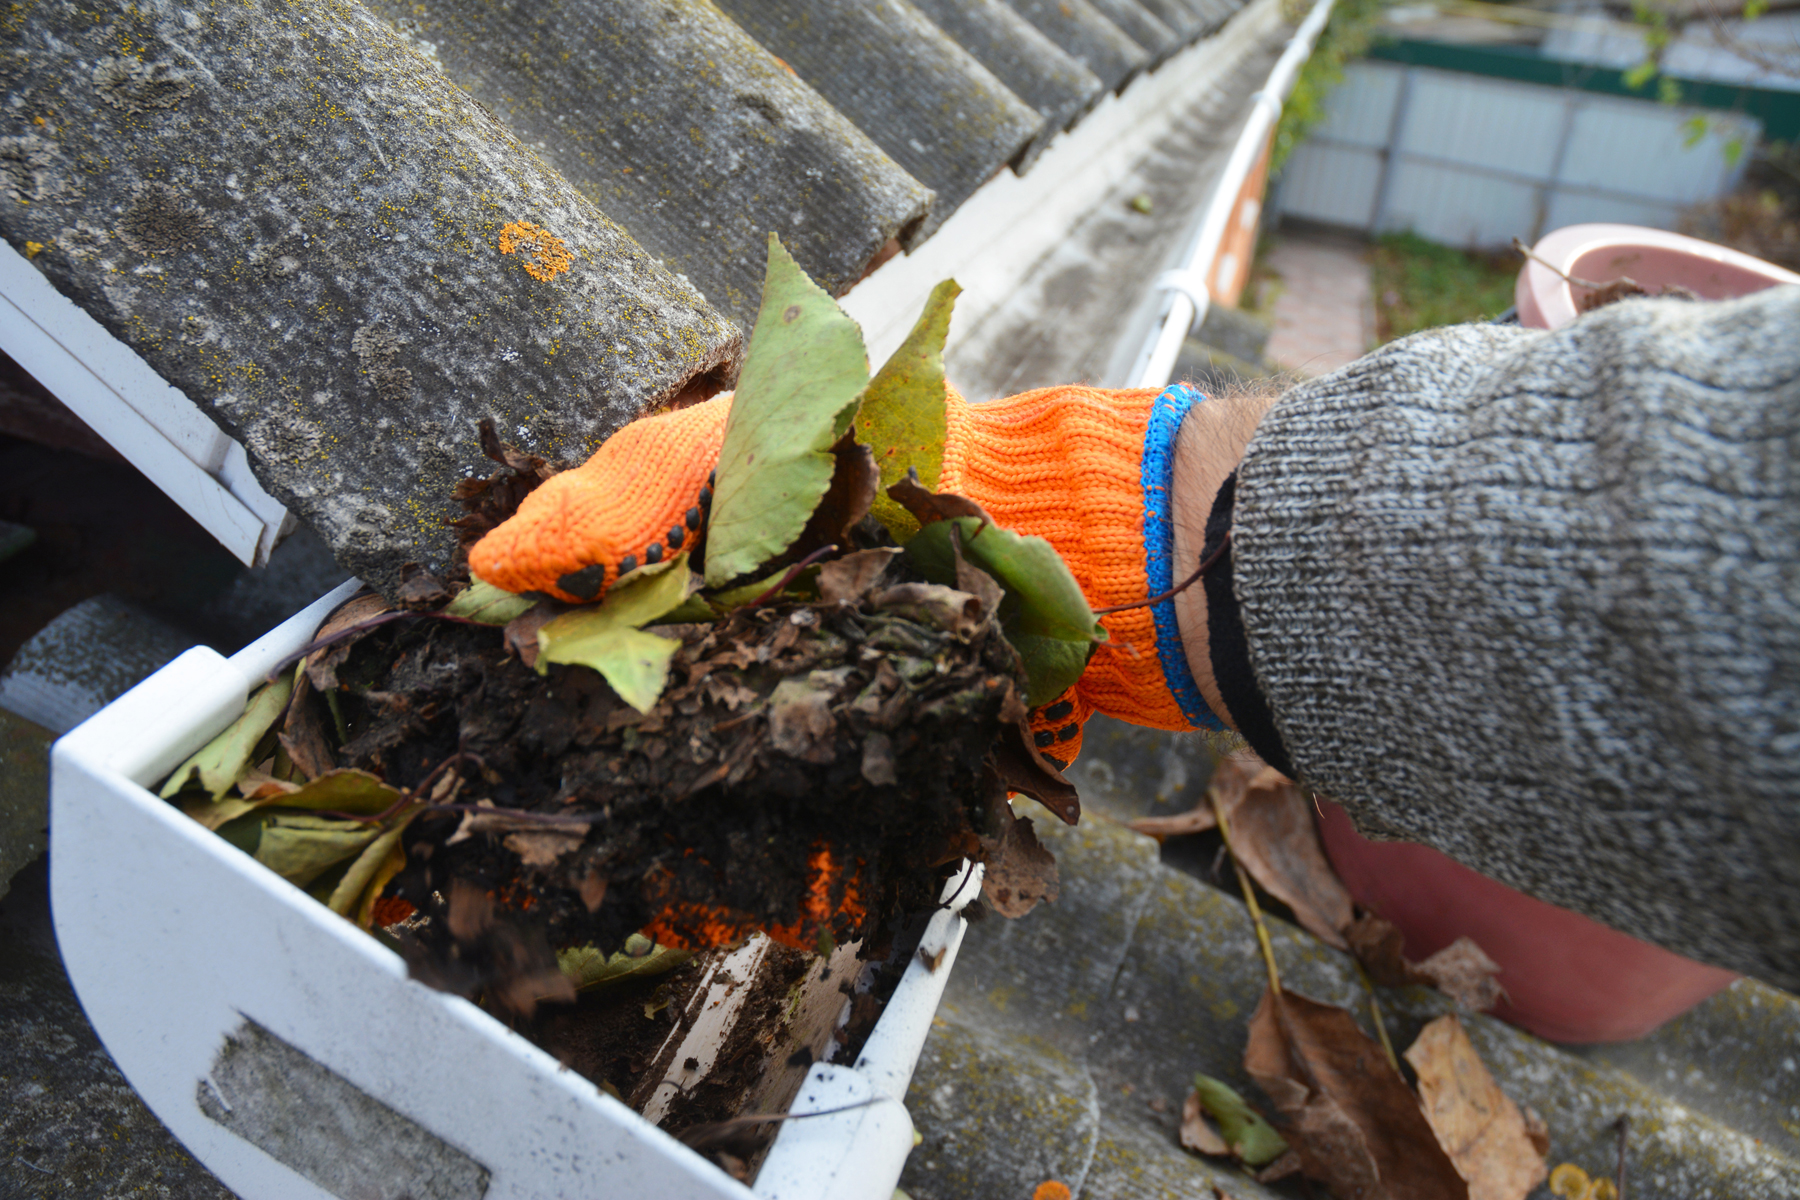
[1244,985,1468,1200]
[1184,1073,1288,1166]
[1405,1014,1547,1200]
[1181,1088,1231,1155]
[1220,762,1353,949]
[1348,913,1505,1012]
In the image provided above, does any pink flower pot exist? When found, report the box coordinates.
[1515,222,1800,331]
[1316,801,1737,1043]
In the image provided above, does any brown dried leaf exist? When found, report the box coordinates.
[789,436,880,561]
[870,582,986,639]
[1346,912,1418,988]
[768,677,837,763]
[305,593,392,691]
[1181,1089,1230,1156]
[950,524,1005,619]
[394,563,452,611]
[1347,914,1504,1012]
[886,466,992,527]
[278,671,336,782]
[1405,1015,1548,1200]
[1245,986,1468,1200]
[816,547,902,604]
[503,599,563,669]
[1575,277,1652,313]
[1521,1106,1549,1159]
[1417,938,1506,1013]
[503,830,587,868]
[1212,758,1353,949]
[989,720,1081,825]
[978,804,1059,918]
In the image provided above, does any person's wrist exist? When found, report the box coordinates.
[1170,388,1280,731]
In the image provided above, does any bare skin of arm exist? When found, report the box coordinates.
[1170,387,1282,733]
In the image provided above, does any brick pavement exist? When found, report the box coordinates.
[1259,231,1376,376]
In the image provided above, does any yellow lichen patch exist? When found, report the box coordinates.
[1550,1163,1618,1200]
[24,241,46,259]
[497,220,573,282]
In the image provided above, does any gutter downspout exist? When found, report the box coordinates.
[1126,0,1338,389]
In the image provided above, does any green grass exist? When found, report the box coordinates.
[1369,232,1519,343]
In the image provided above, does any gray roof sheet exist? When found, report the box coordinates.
[0,0,1252,592]
[362,0,935,330]
[708,0,1042,243]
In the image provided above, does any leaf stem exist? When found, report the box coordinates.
[742,544,839,609]
[1354,959,1401,1073]
[1211,780,1280,995]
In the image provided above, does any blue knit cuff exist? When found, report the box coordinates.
[1142,383,1224,731]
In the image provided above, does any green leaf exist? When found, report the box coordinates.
[180,768,403,831]
[703,563,821,612]
[1657,76,1683,106]
[538,554,697,712]
[327,812,416,920]
[1725,135,1746,167]
[160,675,295,801]
[704,234,869,587]
[907,517,1103,706]
[858,279,958,542]
[444,579,536,625]
[1011,634,1096,708]
[1623,59,1657,90]
[1746,0,1769,18]
[559,934,694,992]
[907,518,1105,643]
[1681,114,1709,147]
[254,813,382,888]
[1192,1073,1289,1167]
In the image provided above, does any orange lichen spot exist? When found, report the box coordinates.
[1033,1183,1073,1200]
[370,895,417,927]
[497,219,573,282]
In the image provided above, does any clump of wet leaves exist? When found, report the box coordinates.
[160,234,1100,1025]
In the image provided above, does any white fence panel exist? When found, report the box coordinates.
[1397,72,1568,177]
[1276,141,1385,226]
[1274,59,1758,247]
[1382,158,1544,247]
[1559,96,1752,203]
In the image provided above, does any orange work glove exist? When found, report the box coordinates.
[469,383,1226,768]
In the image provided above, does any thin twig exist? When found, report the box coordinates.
[265,608,487,683]
[675,1095,885,1150]
[1512,237,1614,292]
[1093,531,1232,617]
[743,544,839,609]
[1211,783,1280,995]
[1354,959,1402,1074]
[1615,1114,1630,1200]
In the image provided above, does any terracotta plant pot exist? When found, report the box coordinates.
[1515,222,1800,331]
[1316,799,1737,1044]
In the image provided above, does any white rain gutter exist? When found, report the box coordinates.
[1127,0,1338,388]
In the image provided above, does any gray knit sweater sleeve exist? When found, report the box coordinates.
[1232,286,1800,990]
